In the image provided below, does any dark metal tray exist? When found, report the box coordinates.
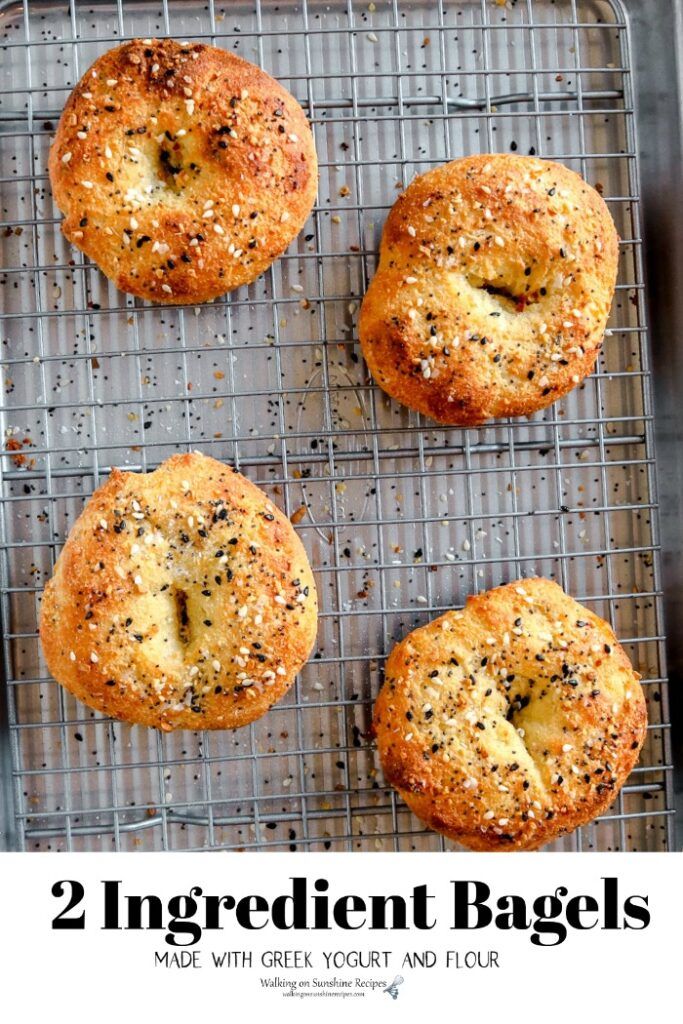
[0,0,678,851]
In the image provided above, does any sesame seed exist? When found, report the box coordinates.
[90,652,99,663]
[61,152,72,164]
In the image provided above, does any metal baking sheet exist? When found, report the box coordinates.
[0,0,675,851]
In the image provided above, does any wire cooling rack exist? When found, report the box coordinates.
[0,0,674,851]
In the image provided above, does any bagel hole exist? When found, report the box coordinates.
[505,692,531,722]
[156,134,195,192]
[471,278,542,312]
[173,587,191,645]
[159,146,182,180]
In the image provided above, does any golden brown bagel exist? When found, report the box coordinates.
[48,38,317,304]
[359,154,618,425]
[373,578,645,850]
[39,453,318,731]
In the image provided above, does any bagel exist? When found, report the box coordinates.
[48,38,317,304]
[39,453,318,731]
[359,154,618,425]
[373,578,645,851]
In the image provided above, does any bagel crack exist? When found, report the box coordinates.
[492,680,553,806]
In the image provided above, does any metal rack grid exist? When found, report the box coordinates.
[0,0,674,852]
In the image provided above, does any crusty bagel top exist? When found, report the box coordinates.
[359,154,619,425]
[373,578,646,850]
[39,453,318,731]
[48,38,318,304]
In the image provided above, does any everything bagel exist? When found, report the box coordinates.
[48,38,317,304]
[39,453,318,731]
[359,154,619,425]
[373,578,646,851]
